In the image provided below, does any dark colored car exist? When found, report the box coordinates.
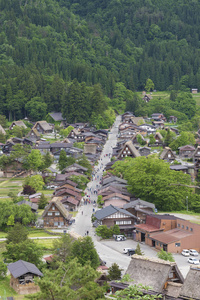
[128,249,136,256]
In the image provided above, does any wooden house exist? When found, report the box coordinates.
[8,260,43,295]
[143,94,152,103]
[48,112,66,126]
[102,193,130,208]
[151,113,166,122]
[26,128,40,140]
[154,132,163,145]
[139,146,151,156]
[16,200,38,213]
[94,204,137,236]
[160,147,176,162]
[124,199,155,223]
[117,141,140,160]
[9,121,27,130]
[42,197,71,228]
[32,121,53,134]
[1,160,32,178]
[61,197,79,211]
[178,145,195,158]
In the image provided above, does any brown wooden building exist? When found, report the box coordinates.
[42,197,71,228]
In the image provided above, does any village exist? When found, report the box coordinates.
[1,110,200,299]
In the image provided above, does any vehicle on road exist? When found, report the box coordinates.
[115,235,126,241]
[123,248,133,254]
[181,249,190,256]
[189,249,199,256]
[188,257,199,264]
[128,249,136,256]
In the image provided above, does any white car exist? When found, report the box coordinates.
[181,249,190,256]
[189,249,199,256]
[188,257,199,265]
[123,248,132,254]
[115,235,126,241]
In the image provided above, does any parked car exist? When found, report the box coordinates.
[181,249,190,256]
[128,249,136,256]
[123,248,133,254]
[115,235,126,241]
[188,257,199,265]
[189,249,199,256]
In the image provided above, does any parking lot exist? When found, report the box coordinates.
[100,238,191,278]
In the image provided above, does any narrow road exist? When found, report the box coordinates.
[69,116,132,272]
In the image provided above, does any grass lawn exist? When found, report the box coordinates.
[0,277,17,298]
[35,239,55,249]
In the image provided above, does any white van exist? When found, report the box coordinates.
[115,235,126,241]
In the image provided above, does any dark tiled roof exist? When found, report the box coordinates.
[16,200,38,211]
[8,260,43,278]
[94,204,136,220]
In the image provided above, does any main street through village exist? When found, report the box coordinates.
[67,115,191,278]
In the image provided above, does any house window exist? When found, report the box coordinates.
[190,228,193,232]
[52,206,55,210]
[55,212,60,216]
[177,224,180,227]
[54,222,58,226]
[186,226,189,230]
[168,154,171,158]
[60,222,64,226]
[48,212,52,216]
[182,225,184,229]
[175,243,181,247]
[157,242,158,246]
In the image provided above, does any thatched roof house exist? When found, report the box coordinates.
[160,147,176,162]
[180,266,200,299]
[117,141,140,159]
[125,255,184,294]
[9,120,27,130]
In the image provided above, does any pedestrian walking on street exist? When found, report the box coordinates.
[87,230,89,235]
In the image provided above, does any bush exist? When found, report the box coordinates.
[95,225,120,239]
[0,261,7,279]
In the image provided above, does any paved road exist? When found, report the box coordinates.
[68,115,191,278]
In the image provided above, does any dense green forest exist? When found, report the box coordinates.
[1,0,200,123]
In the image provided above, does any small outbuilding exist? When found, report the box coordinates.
[7,260,43,295]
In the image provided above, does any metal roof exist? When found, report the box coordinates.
[7,260,43,278]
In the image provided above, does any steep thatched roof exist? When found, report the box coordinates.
[117,141,140,159]
[9,120,27,129]
[154,132,163,140]
[180,266,200,299]
[33,121,52,131]
[42,197,70,220]
[125,255,183,293]
[160,147,175,160]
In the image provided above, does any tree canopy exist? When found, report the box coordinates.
[113,156,193,211]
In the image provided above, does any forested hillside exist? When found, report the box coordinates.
[1,0,200,123]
